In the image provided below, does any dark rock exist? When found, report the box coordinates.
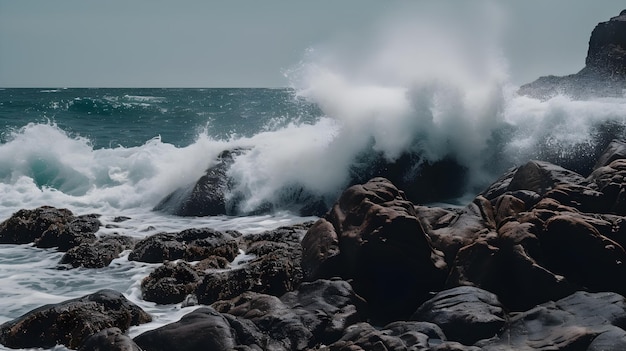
[78,327,141,351]
[211,279,365,350]
[133,307,261,351]
[350,151,470,205]
[34,213,100,251]
[140,224,308,306]
[422,196,497,265]
[519,10,626,100]
[594,139,626,169]
[113,216,131,223]
[195,224,306,305]
[195,249,300,305]
[59,234,135,269]
[481,160,590,201]
[589,142,626,215]
[585,10,626,78]
[480,291,626,350]
[540,214,626,295]
[128,227,239,263]
[302,177,447,323]
[325,321,446,351]
[0,289,151,349]
[411,286,506,346]
[446,236,575,312]
[154,148,246,216]
[142,261,201,305]
[0,206,74,244]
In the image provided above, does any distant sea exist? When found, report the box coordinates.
[1,87,625,350]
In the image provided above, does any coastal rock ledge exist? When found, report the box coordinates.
[0,139,625,350]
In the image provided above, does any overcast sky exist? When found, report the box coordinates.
[0,1,624,88]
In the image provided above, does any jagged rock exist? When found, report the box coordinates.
[0,206,100,250]
[0,289,151,350]
[128,227,239,263]
[153,148,246,216]
[59,234,135,269]
[411,286,506,346]
[78,327,141,351]
[302,177,447,323]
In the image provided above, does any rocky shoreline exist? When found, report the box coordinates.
[0,139,624,350]
[2,9,626,351]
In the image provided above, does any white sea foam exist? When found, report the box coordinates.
[1,4,626,351]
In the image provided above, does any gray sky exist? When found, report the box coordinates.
[0,1,624,87]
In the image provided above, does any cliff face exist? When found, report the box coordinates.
[585,10,626,78]
[519,10,626,100]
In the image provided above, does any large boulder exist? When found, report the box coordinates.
[0,289,151,350]
[519,10,626,100]
[133,307,257,351]
[302,177,447,323]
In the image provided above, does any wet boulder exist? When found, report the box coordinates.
[78,327,141,351]
[141,223,309,305]
[0,289,151,350]
[324,321,446,351]
[211,279,365,350]
[34,213,100,251]
[128,227,239,263]
[0,206,100,249]
[59,234,135,269]
[133,307,258,351]
[302,177,447,323]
